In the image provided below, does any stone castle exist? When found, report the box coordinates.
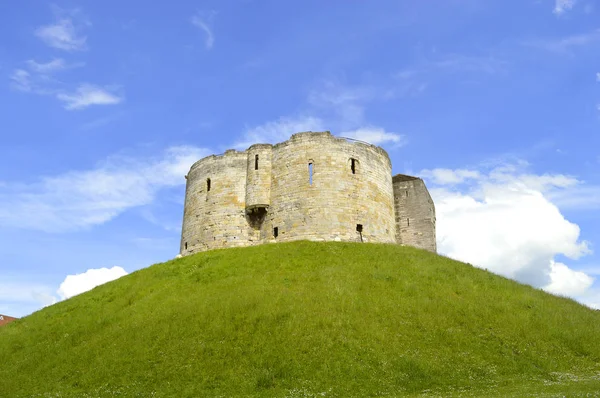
[180,131,436,255]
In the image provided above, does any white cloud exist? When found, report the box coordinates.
[392,52,507,95]
[35,15,88,51]
[0,145,210,232]
[554,0,577,15]
[56,84,124,110]
[9,69,33,92]
[420,168,481,185]
[234,116,325,150]
[25,58,83,73]
[57,266,128,300]
[577,289,600,309]
[340,127,406,147]
[9,66,117,111]
[596,72,600,82]
[26,58,67,73]
[307,80,376,128]
[236,80,405,150]
[35,8,90,51]
[191,11,216,50]
[424,162,595,300]
[544,261,594,296]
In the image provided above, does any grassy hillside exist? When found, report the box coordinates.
[1,242,600,397]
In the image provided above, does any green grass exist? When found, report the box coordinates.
[1,241,600,397]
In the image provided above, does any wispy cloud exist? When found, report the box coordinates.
[79,112,126,131]
[9,70,124,110]
[35,8,90,51]
[391,52,507,98]
[340,127,406,147]
[306,80,394,127]
[0,280,57,317]
[523,29,600,53]
[0,146,210,232]
[554,0,577,15]
[9,69,34,92]
[237,79,405,149]
[191,11,216,50]
[395,53,508,79]
[596,72,600,82]
[234,116,325,150]
[56,84,124,110]
[25,58,83,73]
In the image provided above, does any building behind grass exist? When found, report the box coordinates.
[0,315,17,327]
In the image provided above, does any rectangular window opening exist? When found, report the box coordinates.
[356,224,363,233]
[308,162,313,185]
[207,178,211,192]
[185,242,188,250]
[351,158,356,174]
[255,154,259,170]
[273,227,279,238]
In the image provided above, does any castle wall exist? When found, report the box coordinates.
[180,150,250,254]
[393,175,436,252]
[268,132,396,244]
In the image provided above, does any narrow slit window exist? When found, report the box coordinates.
[184,242,188,250]
[255,154,259,170]
[308,162,313,185]
[406,190,408,197]
[273,227,279,238]
[207,178,211,192]
[407,218,410,227]
[351,158,356,174]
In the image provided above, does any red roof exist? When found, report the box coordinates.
[0,314,18,327]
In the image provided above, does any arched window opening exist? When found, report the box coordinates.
[308,162,314,185]
[255,154,259,170]
[207,178,211,192]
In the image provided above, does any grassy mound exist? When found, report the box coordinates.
[1,241,600,397]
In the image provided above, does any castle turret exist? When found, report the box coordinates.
[393,174,436,252]
[245,144,273,210]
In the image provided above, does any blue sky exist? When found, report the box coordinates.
[1,0,600,317]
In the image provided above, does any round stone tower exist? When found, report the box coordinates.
[180,131,435,255]
[267,132,396,245]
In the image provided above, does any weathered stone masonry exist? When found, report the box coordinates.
[180,131,436,255]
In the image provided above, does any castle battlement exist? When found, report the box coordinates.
[180,131,436,254]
